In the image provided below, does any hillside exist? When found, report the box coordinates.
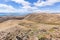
[0,13,60,40]
[25,13,60,25]
[0,16,25,23]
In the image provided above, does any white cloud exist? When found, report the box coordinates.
[12,0,31,6]
[0,0,60,13]
[11,0,60,12]
[0,4,16,13]
[0,4,35,13]
[0,4,59,13]
[0,4,28,13]
[34,0,60,6]
[10,0,41,13]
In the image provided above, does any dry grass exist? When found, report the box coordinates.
[0,13,60,40]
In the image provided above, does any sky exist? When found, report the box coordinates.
[0,0,60,13]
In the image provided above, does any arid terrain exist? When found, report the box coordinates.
[0,13,60,40]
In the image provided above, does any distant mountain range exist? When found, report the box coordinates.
[0,13,32,16]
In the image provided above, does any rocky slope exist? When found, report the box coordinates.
[0,13,60,40]
[25,13,60,25]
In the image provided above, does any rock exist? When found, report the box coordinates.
[16,36,22,40]
[52,27,59,30]
[39,37,48,40]
[40,29,47,33]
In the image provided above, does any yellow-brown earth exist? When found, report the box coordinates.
[0,13,60,40]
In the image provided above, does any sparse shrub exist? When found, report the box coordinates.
[39,37,49,40]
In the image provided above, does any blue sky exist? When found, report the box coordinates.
[0,0,60,13]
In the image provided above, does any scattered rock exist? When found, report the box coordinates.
[16,36,22,40]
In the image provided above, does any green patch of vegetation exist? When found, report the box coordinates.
[26,20,60,25]
[44,23,60,25]
[48,29,55,32]
[37,34,43,39]
[37,34,47,39]
[19,22,38,28]
[37,21,60,25]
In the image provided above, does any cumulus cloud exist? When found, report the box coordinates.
[0,4,37,13]
[0,0,60,13]
[12,0,31,6]
[0,4,28,13]
[2,0,40,13]
[11,0,41,12]
[0,4,16,13]
[11,0,60,13]
[34,0,60,6]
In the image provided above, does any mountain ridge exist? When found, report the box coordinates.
[0,13,60,40]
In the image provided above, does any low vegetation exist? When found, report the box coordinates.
[0,13,60,40]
